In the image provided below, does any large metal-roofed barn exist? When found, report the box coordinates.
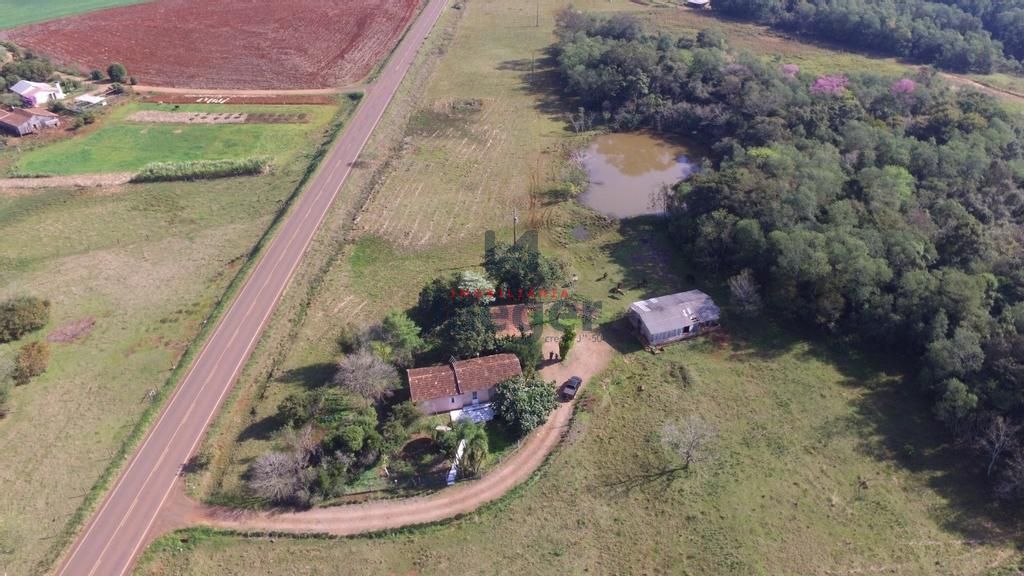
[628,290,720,346]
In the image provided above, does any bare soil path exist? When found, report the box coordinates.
[175,331,615,536]
[0,172,133,192]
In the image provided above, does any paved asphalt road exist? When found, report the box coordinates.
[55,1,448,574]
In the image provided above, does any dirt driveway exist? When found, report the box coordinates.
[168,328,615,536]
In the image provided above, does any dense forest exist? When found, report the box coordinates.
[555,12,1024,496]
[711,0,1024,73]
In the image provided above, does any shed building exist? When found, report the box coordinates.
[628,290,720,346]
[10,80,65,107]
[0,108,60,136]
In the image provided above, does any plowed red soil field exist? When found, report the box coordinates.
[6,0,421,90]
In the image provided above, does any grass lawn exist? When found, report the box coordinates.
[0,0,152,29]
[0,98,352,576]
[144,0,1024,573]
[9,102,339,176]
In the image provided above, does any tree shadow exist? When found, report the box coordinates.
[497,48,572,121]
[236,413,285,442]
[391,436,448,490]
[782,327,1024,543]
[275,362,336,390]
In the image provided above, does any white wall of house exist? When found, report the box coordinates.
[418,388,494,415]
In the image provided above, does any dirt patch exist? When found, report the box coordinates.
[127,111,310,124]
[7,0,420,90]
[47,318,96,344]
[0,173,134,192]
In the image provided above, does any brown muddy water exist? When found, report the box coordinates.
[579,132,701,218]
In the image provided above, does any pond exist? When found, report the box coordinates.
[578,132,702,218]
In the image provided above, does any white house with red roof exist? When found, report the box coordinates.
[407,353,522,415]
[10,80,65,107]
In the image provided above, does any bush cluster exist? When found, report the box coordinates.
[131,157,270,183]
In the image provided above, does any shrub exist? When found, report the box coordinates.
[0,296,50,343]
[107,62,127,83]
[332,348,400,403]
[499,334,542,373]
[89,69,104,81]
[130,157,270,183]
[558,325,577,359]
[0,381,10,418]
[13,341,50,385]
[494,375,558,436]
[247,451,313,506]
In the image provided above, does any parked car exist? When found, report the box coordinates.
[561,376,582,401]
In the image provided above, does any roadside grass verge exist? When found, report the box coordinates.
[0,99,354,576]
[10,102,336,176]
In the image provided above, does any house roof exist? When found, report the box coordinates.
[489,304,536,338]
[407,364,458,403]
[11,80,59,97]
[629,290,720,334]
[452,354,522,394]
[75,94,107,104]
[24,107,58,117]
[407,353,522,403]
[0,109,33,125]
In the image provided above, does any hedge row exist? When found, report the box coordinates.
[131,156,270,183]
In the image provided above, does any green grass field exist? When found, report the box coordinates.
[0,98,352,576]
[0,0,151,29]
[136,0,1024,573]
[9,103,337,176]
[139,311,1021,574]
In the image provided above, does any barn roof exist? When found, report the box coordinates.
[0,109,35,125]
[407,353,522,403]
[10,80,58,96]
[629,290,720,334]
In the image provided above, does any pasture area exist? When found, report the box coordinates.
[8,102,338,176]
[6,0,420,89]
[149,0,1022,572]
[139,312,1021,575]
[0,0,150,29]
[0,101,353,576]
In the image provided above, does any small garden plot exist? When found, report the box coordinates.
[127,111,310,125]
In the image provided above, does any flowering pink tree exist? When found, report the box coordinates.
[810,74,848,95]
[781,64,800,78]
[890,78,918,95]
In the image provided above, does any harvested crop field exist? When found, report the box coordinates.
[6,0,421,89]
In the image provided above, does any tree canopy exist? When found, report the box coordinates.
[493,375,558,436]
[711,0,1023,73]
[555,13,1024,494]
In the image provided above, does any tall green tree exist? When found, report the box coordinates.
[438,306,496,358]
[494,375,558,436]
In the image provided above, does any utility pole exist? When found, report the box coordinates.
[513,207,519,245]
[536,0,540,27]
